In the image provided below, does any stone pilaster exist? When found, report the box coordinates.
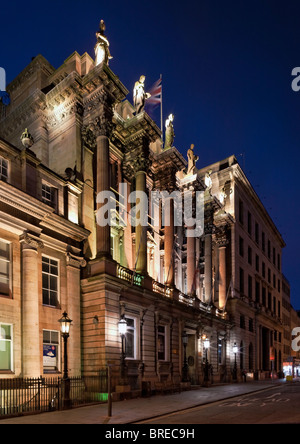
[20,233,44,377]
[65,252,87,376]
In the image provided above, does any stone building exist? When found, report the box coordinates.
[0,22,290,389]
[198,156,286,378]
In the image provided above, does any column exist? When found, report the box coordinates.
[96,133,111,257]
[218,244,227,310]
[135,170,148,274]
[164,198,174,286]
[204,232,212,304]
[187,227,196,295]
[20,234,43,377]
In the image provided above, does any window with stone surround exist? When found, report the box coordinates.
[43,330,59,372]
[0,239,11,297]
[0,324,13,372]
[42,182,58,211]
[125,316,137,360]
[42,256,59,307]
[0,157,8,182]
[158,325,167,361]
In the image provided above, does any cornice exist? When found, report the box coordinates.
[82,63,128,103]
[0,181,89,242]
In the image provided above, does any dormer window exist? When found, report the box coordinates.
[0,157,8,182]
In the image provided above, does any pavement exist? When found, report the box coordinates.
[0,380,287,424]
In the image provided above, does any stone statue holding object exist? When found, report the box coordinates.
[133,75,151,114]
[187,144,199,175]
[164,114,175,149]
[95,20,113,66]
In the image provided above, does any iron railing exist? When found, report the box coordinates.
[0,371,110,418]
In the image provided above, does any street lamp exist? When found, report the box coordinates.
[182,331,189,382]
[203,335,210,383]
[58,311,72,409]
[118,316,128,385]
[233,342,238,382]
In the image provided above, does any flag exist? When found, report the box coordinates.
[145,77,162,109]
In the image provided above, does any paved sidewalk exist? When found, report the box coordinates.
[0,380,285,424]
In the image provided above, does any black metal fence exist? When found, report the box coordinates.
[0,370,109,418]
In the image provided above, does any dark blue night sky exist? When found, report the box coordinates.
[0,0,299,307]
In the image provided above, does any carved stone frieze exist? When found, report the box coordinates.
[82,126,97,151]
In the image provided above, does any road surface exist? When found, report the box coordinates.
[137,382,300,424]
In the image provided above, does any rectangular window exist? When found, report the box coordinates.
[0,158,8,182]
[255,254,259,272]
[247,211,252,236]
[239,267,244,294]
[0,324,13,371]
[255,281,260,304]
[248,275,253,300]
[125,317,136,359]
[248,246,252,265]
[262,232,265,252]
[239,200,244,225]
[43,330,59,372]
[158,325,167,361]
[262,287,266,306]
[239,236,244,257]
[42,183,57,210]
[255,222,259,244]
[0,239,11,297]
[42,256,59,307]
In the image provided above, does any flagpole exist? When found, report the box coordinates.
[160,74,163,147]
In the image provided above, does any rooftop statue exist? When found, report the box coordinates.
[133,75,151,114]
[164,114,175,149]
[95,20,113,66]
[187,144,199,175]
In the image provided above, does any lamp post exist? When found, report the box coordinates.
[118,317,128,385]
[58,311,72,409]
[233,342,238,382]
[182,331,189,382]
[203,335,210,383]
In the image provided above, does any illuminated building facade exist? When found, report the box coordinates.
[0,22,291,390]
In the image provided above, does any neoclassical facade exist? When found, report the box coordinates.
[0,22,288,389]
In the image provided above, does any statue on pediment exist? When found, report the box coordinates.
[187,144,199,175]
[95,20,113,66]
[133,75,151,114]
[164,114,175,149]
